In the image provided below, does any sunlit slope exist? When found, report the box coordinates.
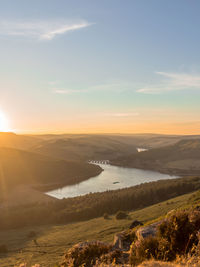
[112,139,200,175]
[0,132,41,149]
[0,147,102,193]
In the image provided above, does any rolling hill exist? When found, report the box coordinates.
[31,135,139,161]
[30,133,200,162]
[111,139,200,175]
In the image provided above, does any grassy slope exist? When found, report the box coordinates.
[1,190,199,267]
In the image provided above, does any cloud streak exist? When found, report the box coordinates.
[53,82,134,95]
[53,89,89,94]
[0,19,92,40]
[137,72,200,94]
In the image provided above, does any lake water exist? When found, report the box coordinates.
[46,163,178,199]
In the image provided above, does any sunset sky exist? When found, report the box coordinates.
[0,0,200,134]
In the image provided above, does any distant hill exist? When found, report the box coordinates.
[0,147,102,199]
[111,139,200,175]
[30,133,200,161]
[31,135,139,161]
[1,132,200,162]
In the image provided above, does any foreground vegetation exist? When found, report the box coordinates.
[1,189,199,266]
[62,205,200,266]
[1,176,200,230]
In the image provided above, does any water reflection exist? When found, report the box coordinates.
[46,164,178,199]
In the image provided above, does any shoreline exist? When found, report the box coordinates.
[33,167,103,192]
[110,162,200,177]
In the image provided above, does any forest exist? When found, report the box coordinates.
[1,176,200,230]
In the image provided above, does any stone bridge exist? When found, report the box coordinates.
[88,160,110,165]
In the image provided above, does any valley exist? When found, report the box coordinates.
[1,132,200,266]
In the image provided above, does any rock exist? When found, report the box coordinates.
[129,220,143,229]
[113,231,130,251]
[136,221,162,241]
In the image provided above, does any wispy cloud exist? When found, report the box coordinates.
[53,89,89,94]
[137,72,200,94]
[0,19,92,40]
[52,82,134,94]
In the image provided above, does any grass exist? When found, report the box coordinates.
[0,190,199,267]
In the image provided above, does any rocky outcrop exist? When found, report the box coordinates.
[136,221,162,241]
[129,220,143,229]
[113,231,130,250]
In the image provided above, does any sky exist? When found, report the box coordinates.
[0,0,200,134]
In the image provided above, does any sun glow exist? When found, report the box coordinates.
[0,111,9,132]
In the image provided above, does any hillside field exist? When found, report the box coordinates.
[1,189,200,267]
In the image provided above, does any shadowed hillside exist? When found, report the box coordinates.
[0,147,102,201]
[112,139,200,175]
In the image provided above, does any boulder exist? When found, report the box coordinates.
[136,221,162,241]
[113,231,130,251]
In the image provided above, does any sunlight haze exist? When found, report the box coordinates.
[0,0,199,134]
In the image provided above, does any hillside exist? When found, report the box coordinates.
[0,147,102,202]
[0,132,41,149]
[1,176,200,230]
[30,134,200,161]
[1,189,200,266]
[31,135,138,161]
[1,132,200,163]
[112,139,200,175]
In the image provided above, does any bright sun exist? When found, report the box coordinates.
[0,111,9,132]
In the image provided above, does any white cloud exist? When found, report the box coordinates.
[0,19,92,40]
[137,72,200,94]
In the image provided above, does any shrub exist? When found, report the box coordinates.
[115,211,128,220]
[98,249,123,265]
[103,213,109,219]
[129,208,200,265]
[0,244,8,253]
[158,210,196,256]
[61,241,112,267]
[129,236,159,265]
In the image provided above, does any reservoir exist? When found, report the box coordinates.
[46,163,178,199]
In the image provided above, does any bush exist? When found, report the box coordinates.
[103,213,109,219]
[115,211,128,220]
[61,241,112,267]
[130,236,159,265]
[129,208,200,265]
[158,210,196,256]
[0,244,8,253]
[97,249,123,265]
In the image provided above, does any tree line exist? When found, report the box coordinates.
[1,176,200,230]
